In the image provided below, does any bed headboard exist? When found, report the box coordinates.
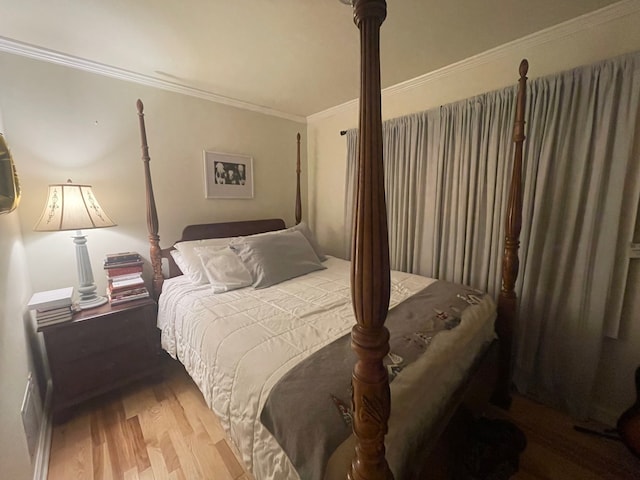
[179,219,286,241]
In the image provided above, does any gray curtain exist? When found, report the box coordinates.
[344,52,640,418]
[429,92,516,295]
[515,53,640,416]
[344,129,358,259]
[344,90,517,296]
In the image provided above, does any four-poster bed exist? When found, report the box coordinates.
[136,1,528,478]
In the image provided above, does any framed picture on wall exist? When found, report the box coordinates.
[203,151,254,199]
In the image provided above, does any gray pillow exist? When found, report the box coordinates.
[230,230,326,289]
[242,221,326,262]
[287,222,326,261]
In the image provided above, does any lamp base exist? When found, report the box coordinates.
[72,230,109,311]
[78,295,109,310]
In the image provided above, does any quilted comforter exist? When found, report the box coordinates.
[157,257,496,479]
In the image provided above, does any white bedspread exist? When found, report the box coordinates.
[158,257,496,480]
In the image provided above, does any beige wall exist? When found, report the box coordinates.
[0,52,307,298]
[0,210,34,479]
[307,10,640,423]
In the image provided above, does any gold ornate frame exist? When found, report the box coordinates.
[0,134,20,215]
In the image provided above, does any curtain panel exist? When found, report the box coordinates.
[344,91,518,295]
[344,129,358,259]
[515,53,640,416]
[343,52,640,418]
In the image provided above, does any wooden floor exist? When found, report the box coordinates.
[48,358,640,479]
[486,398,640,479]
[48,358,251,480]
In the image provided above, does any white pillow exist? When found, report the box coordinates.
[196,246,252,293]
[169,249,190,275]
[174,237,233,284]
[230,230,325,289]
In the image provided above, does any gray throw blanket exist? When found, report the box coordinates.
[260,280,485,480]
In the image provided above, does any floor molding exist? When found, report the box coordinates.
[32,380,52,480]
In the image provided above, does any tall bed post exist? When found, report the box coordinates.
[348,1,392,479]
[136,99,164,300]
[492,59,528,409]
[295,132,302,225]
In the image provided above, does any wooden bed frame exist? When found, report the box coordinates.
[135,1,528,478]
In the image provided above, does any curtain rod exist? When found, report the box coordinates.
[340,130,347,136]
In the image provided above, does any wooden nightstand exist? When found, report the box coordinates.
[39,297,162,422]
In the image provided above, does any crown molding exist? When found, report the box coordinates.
[307,0,640,123]
[307,98,359,124]
[0,36,307,124]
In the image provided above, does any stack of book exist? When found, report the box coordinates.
[104,252,150,305]
[28,287,74,328]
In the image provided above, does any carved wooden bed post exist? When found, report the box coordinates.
[136,99,164,300]
[492,59,528,409]
[295,132,302,225]
[348,1,392,479]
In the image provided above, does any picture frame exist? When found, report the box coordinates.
[203,151,254,199]
[0,133,21,215]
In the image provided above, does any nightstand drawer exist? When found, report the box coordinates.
[53,339,156,400]
[45,304,155,361]
[45,306,156,361]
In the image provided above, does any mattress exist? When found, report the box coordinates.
[157,256,496,479]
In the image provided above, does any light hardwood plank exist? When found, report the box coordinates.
[49,412,94,480]
[101,400,133,477]
[159,431,180,473]
[123,467,140,480]
[146,439,172,480]
[216,439,246,479]
[190,420,235,480]
[122,384,159,420]
[138,468,155,480]
[126,415,152,473]
[168,429,204,480]
[164,385,194,438]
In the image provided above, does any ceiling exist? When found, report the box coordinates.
[0,0,622,119]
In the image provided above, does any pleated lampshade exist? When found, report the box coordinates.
[34,180,116,232]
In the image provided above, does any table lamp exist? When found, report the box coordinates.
[34,180,116,309]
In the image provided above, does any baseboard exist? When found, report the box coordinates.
[32,380,52,480]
